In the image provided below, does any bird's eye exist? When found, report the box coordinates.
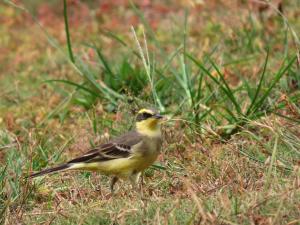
[142,112,153,119]
[136,111,154,121]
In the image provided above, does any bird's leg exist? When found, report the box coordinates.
[129,172,140,188]
[140,171,144,193]
[129,171,143,197]
[110,176,119,194]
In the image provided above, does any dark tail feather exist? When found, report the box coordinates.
[28,164,70,178]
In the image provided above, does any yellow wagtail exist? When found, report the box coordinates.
[28,108,163,192]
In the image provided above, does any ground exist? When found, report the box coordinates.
[0,0,300,224]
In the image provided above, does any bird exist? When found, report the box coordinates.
[28,108,164,193]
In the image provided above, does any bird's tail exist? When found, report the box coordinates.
[28,164,71,178]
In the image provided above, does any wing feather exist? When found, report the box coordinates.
[67,131,143,164]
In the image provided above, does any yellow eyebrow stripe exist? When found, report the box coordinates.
[137,108,151,113]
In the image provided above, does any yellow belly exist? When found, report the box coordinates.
[69,153,159,178]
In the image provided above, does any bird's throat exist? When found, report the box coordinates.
[136,119,161,137]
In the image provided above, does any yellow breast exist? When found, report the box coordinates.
[69,152,159,178]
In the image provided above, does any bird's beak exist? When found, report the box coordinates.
[153,113,164,119]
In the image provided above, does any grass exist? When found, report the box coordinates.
[1,0,300,224]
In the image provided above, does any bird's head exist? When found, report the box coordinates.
[135,108,163,136]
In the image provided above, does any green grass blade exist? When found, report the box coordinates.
[161,45,183,73]
[222,106,239,123]
[44,79,99,97]
[222,55,258,67]
[102,31,128,47]
[77,58,124,103]
[90,45,115,78]
[208,58,242,115]
[0,164,7,184]
[252,55,297,115]
[180,55,193,107]
[273,112,300,124]
[195,70,204,102]
[183,8,188,65]
[186,54,240,117]
[246,50,269,116]
[63,0,75,63]
[151,163,166,171]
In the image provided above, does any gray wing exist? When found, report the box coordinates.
[67,131,143,164]
[112,130,143,146]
